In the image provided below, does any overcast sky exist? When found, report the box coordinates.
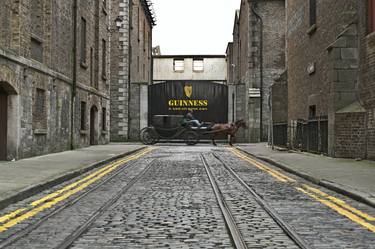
[151,0,241,55]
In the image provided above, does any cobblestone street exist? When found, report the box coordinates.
[0,146,374,248]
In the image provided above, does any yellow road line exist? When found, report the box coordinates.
[229,147,375,233]
[302,184,375,222]
[0,147,153,232]
[229,148,295,183]
[296,187,375,233]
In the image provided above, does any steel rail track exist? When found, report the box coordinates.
[54,160,156,249]
[212,152,312,249]
[0,155,152,249]
[200,154,249,249]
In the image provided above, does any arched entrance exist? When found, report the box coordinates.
[90,106,98,145]
[0,86,7,160]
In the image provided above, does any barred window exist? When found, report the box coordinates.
[80,17,87,64]
[102,39,106,79]
[33,88,47,130]
[102,107,106,131]
[309,0,317,26]
[80,101,86,130]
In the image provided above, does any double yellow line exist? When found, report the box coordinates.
[229,148,375,233]
[0,147,154,233]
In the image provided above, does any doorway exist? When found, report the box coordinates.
[0,87,7,160]
[90,106,98,145]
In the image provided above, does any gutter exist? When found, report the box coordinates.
[71,0,78,150]
[251,1,264,142]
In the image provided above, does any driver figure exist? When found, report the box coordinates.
[185,110,201,127]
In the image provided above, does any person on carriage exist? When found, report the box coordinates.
[183,110,202,127]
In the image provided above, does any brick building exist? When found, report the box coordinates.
[226,0,286,143]
[0,0,112,160]
[110,0,155,141]
[285,0,375,159]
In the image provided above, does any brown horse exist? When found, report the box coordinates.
[209,119,247,146]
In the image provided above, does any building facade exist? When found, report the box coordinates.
[0,0,111,160]
[110,0,155,142]
[153,55,227,83]
[227,0,286,142]
[285,0,375,159]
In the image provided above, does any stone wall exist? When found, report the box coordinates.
[0,0,110,160]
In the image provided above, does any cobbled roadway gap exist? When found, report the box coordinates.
[0,146,374,249]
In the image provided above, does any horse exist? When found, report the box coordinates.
[209,119,247,146]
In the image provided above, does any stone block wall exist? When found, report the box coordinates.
[334,112,366,159]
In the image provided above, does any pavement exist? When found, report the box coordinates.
[0,143,145,210]
[237,143,375,207]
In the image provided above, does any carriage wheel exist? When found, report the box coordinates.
[184,131,199,145]
[140,128,158,145]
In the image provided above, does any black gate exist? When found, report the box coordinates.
[294,117,328,154]
[273,123,288,147]
[148,81,228,126]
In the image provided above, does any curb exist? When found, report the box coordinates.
[235,147,375,209]
[0,147,146,211]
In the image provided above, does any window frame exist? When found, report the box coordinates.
[80,101,87,131]
[80,17,87,65]
[173,59,185,72]
[193,59,204,72]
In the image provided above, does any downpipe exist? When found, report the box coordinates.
[251,1,264,142]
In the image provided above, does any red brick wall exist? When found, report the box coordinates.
[334,113,367,158]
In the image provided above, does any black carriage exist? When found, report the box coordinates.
[140,115,211,145]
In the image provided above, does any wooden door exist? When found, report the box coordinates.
[0,91,7,160]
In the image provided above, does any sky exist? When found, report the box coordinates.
[151,0,241,55]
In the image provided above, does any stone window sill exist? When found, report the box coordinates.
[80,62,88,69]
[34,129,47,135]
[80,130,88,135]
[307,24,317,36]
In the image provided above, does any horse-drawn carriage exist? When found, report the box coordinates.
[140,115,211,145]
[140,115,247,146]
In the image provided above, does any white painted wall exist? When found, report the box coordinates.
[153,57,227,81]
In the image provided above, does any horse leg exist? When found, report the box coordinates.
[229,134,235,146]
[212,134,217,146]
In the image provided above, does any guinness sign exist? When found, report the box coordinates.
[148,81,228,124]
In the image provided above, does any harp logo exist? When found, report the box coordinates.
[184,85,193,98]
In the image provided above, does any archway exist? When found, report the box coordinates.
[90,105,98,145]
[0,81,18,160]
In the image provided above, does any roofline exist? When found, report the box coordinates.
[153,55,226,59]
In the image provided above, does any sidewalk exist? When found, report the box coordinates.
[0,143,145,210]
[237,143,375,207]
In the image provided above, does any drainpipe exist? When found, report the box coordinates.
[71,0,78,150]
[251,1,264,142]
[127,0,133,140]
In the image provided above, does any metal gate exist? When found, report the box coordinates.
[273,123,288,147]
[0,89,7,160]
[294,117,328,154]
[148,81,228,125]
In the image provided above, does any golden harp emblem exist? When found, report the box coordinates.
[184,85,193,98]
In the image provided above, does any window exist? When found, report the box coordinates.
[80,17,87,64]
[309,105,316,118]
[137,6,140,41]
[102,39,106,78]
[369,0,375,34]
[90,47,94,87]
[30,0,43,37]
[193,59,204,72]
[102,107,106,131]
[309,0,317,27]
[173,59,184,72]
[33,88,47,129]
[80,101,86,130]
[30,37,43,62]
[143,20,146,51]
